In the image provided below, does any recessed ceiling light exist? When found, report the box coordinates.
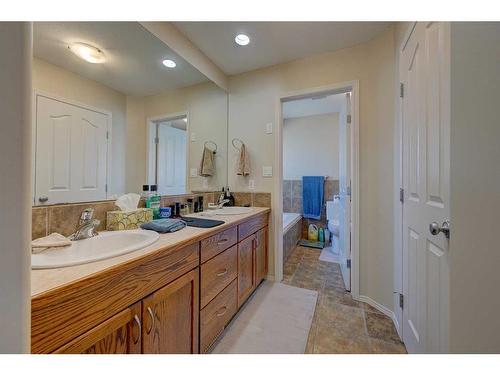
[162,59,176,68]
[68,42,105,64]
[235,34,250,46]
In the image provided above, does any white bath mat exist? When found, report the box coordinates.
[319,246,342,263]
[211,281,318,354]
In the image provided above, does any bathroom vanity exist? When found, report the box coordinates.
[30,208,270,354]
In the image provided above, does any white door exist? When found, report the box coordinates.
[401,22,450,353]
[338,92,351,290]
[156,124,187,195]
[35,95,109,205]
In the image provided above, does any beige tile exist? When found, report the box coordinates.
[369,338,407,354]
[291,197,303,214]
[292,180,302,198]
[32,207,48,240]
[365,311,402,345]
[314,333,372,354]
[233,192,252,206]
[252,192,271,208]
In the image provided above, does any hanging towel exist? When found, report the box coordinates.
[302,176,324,220]
[32,233,72,254]
[199,146,215,177]
[237,143,251,176]
[140,218,186,233]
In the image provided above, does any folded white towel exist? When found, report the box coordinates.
[32,233,72,254]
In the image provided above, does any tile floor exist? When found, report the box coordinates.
[282,245,407,354]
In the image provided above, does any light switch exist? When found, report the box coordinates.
[190,132,196,142]
[262,166,273,177]
[265,122,273,134]
[248,179,255,190]
[190,168,198,177]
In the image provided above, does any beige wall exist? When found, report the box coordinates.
[32,58,128,195]
[283,113,339,180]
[0,22,32,353]
[128,81,228,193]
[449,22,500,353]
[227,27,396,308]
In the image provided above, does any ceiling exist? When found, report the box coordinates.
[174,22,392,75]
[33,22,208,96]
[282,92,346,119]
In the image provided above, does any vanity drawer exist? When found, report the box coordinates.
[200,245,238,308]
[200,278,238,353]
[238,213,269,241]
[200,226,237,263]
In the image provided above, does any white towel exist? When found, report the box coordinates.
[199,146,215,177]
[237,144,251,176]
[32,233,72,254]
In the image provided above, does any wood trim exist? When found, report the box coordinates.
[31,242,199,353]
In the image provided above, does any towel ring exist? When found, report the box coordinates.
[232,138,244,151]
[204,141,217,154]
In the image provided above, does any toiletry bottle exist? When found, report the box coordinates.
[142,184,151,201]
[187,198,194,213]
[226,186,235,206]
[218,187,225,206]
[149,185,161,219]
[198,196,204,212]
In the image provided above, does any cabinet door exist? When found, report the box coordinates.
[54,302,141,354]
[238,235,256,307]
[142,268,199,354]
[255,227,268,284]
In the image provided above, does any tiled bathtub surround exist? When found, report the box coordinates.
[31,191,272,240]
[283,217,302,264]
[283,179,339,239]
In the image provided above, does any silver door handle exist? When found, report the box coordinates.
[38,196,48,203]
[429,220,450,239]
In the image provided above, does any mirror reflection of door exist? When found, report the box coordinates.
[154,116,188,195]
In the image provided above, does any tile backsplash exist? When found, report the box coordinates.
[31,191,272,240]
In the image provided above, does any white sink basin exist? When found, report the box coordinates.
[31,229,160,269]
[214,206,254,215]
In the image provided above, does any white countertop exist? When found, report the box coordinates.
[31,207,270,297]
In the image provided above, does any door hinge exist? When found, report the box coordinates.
[105,184,108,193]
[154,137,159,144]
[106,131,109,140]
[346,259,351,269]
[346,114,352,124]
[399,293,404,309]
[346,185,351,196]
[400,82,404,98]
[400,188,404,203]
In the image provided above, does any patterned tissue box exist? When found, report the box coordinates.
[106,208,153,231]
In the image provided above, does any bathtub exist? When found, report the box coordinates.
[283,212,302,265]
[283,212,302,234]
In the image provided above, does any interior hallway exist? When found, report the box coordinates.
[283,245,407,354]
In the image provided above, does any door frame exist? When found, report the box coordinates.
[32,90,113,205]
[146,111,190,190]
[273,80,360,299]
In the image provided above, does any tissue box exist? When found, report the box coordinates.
[106,208,153,231]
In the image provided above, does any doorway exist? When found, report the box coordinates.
[274,81,359,298]
[147,113,189,195]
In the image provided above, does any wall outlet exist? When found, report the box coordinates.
[262,166,273,177]
[265,122,273,134]
[248,179,255,190]
[190,132,196,142]
[190,168,198,177]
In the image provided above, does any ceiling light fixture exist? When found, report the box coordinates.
[68,42,105,64]
[162,59,176,68]
[235,34,250,46]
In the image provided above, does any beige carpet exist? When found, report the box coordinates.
[211,281,318,354]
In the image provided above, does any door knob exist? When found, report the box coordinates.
[38,196,48,203]
[429,220,450,239]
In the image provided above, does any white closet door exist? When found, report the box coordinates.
[156,125,187,195]
[35,95,109,205]
[401,22,450,353]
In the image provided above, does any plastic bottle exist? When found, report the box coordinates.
[149,185,161,219]
[226,187,235,206]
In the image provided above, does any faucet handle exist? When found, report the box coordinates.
[80,208,94,224]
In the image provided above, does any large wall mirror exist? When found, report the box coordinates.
[32,22,228,206]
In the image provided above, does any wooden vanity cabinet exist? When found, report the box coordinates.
[54,302,142,354]
[142,268,199,354]
[255,227,268,284]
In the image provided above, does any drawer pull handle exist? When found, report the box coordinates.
[146,306,155,334]
[217,238,229,245]
[216,306,227,317]
[216,268,228,277]
[133,314,141,344]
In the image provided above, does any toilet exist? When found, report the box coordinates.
[326,198,340,249]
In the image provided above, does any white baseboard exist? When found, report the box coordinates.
[356,295,401,339]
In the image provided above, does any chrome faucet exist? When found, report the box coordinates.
[69,208,100,241]
[217,199,230,209]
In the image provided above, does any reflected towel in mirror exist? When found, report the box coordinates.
[199,146,215,176]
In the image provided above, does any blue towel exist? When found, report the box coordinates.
[140,218,186,233]
[302,176,324,220]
